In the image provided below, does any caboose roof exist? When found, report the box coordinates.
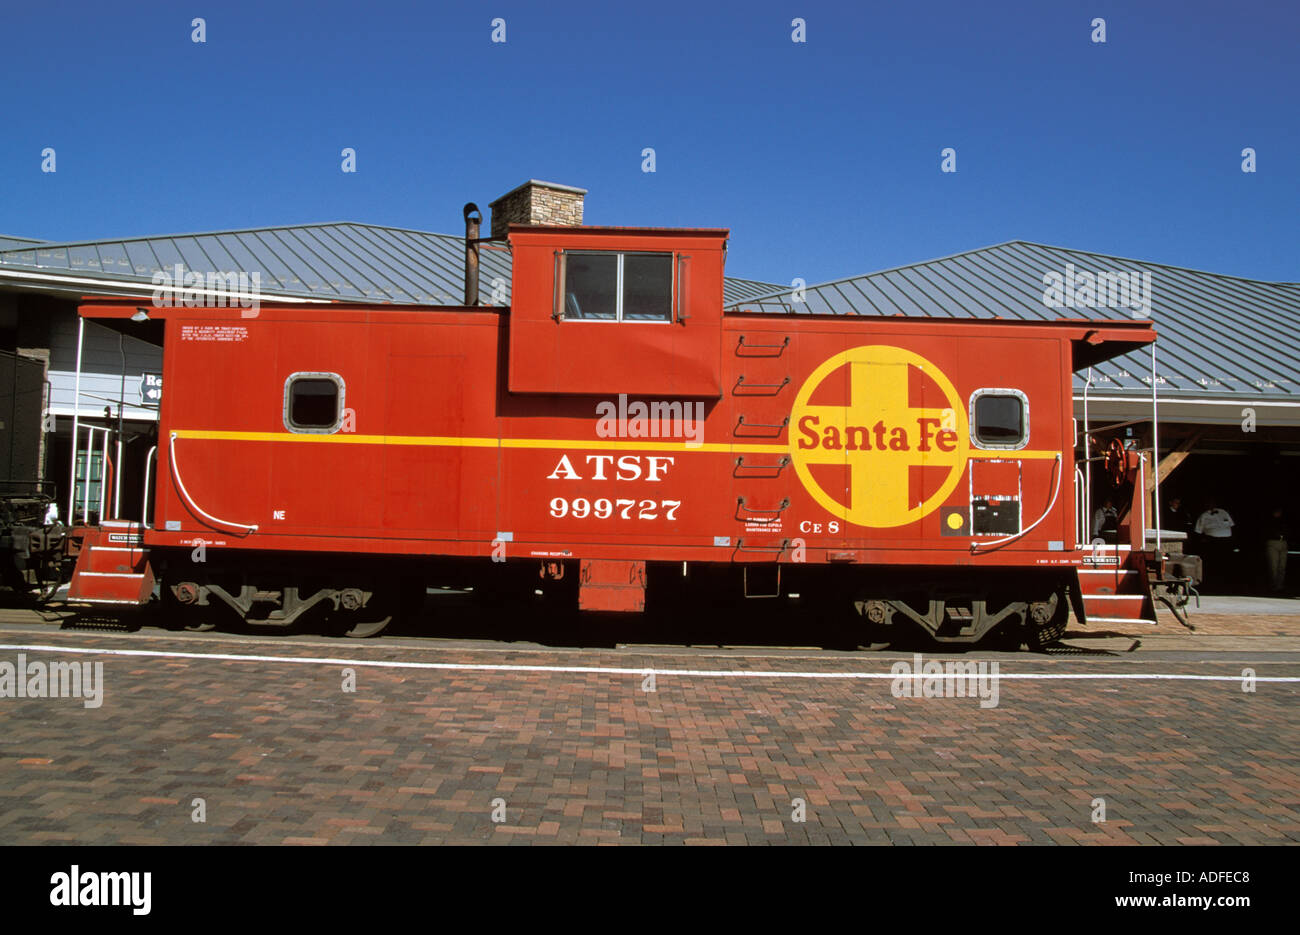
[0,221,777,308]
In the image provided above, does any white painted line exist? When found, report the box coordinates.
[0,643,1296,682]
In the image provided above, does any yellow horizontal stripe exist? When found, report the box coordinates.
[172,429,1059,461]
[173,429,788,455]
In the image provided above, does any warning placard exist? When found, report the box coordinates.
[179,324,249,343]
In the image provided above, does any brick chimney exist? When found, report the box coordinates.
[489,180,586,239]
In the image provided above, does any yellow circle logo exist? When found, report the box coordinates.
[789,345,969,528]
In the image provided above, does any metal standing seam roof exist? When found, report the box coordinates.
[4,226,1294,400]
[0,234,47,251]
[720,274,786,304]
[0,222,781,308]
[725,240,1300,401]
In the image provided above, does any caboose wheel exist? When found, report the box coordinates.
[330,586,396,638]
[157,582,220,632]
[853,597,893,650]
[1025,592,1069,650]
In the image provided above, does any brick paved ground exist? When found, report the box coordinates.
[1149,609,1299,636]
[0,624,1296,845]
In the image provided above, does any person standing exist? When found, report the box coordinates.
[1163,495,1191,534]
[1264,506,1289,593]
[1195,500,1235,590]
[1092,497,1119,542]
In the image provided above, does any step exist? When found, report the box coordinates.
[67,535,155,606]
[1078,577,1144,597]
[68,568,154,604]
[78,546,149,575]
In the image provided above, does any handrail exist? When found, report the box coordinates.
[1082,367,1093,545]
[733,455,790,478]
[736,496,791,523]
[103,450,113,521]
[971,453,1062,553]
[67,317,84,523]
[1075,466,1087,547]
[141,445,157,528]
[85,429,95,522]
[735,414,789,434]
[733,375,790,395]
[733,538,790,554]
[70,424,111,526]
[1150,342,1161,552]
[674,253,691,323]
[1136,453,1148,551]
[168,432,258,534]
[736,335,790,352]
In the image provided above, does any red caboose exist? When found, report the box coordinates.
[69,222,1160,645]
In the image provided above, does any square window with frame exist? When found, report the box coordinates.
[562,251,673,322]
[284,373,344,433]
[970,390,1028,449]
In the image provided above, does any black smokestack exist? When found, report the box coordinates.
[463,202,481,306]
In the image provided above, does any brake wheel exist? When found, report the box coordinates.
[1104,437,1128,486]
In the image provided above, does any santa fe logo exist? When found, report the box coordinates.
[790,345,969,528]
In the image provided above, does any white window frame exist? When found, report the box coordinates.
[283,371,345,434]
[562,250,675,323]
[969,387,1029,450]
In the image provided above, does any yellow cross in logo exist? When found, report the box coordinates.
[789,345,970,528]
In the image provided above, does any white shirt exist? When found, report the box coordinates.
[1195,509,1234,538]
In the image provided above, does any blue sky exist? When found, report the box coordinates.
[2,0,1296,285]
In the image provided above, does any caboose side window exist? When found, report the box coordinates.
[284,373,345,434]
[970,389,1028,449]
[562,251,672,322]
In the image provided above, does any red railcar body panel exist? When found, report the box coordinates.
[82,286,1153,581]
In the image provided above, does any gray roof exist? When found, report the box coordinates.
[0,234,47,251]
[0,222,780,307]
[4,225,1292,401]
[726,241,1300,401]
[721,274,785,304]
